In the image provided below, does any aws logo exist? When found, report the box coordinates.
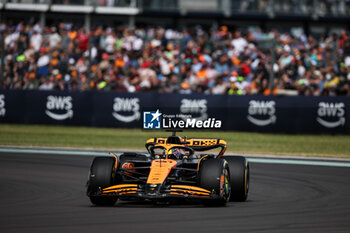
[45,95,73,120]
[0,94,5,117]
[317,102,345,128]
[247,100,276,126]
[112,97,140,123]
[180,99,208,121]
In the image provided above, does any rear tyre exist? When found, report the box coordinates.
[87,157,117,206]
[224,156,249,202]
[199,158,231,206]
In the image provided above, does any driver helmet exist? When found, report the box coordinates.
[154,148,167,159]
[167,148,186,160]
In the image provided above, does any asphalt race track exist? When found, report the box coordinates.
[1,152,350,233]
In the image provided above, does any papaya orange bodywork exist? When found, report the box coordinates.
[109,152,118,169]
[146,138,227,147]
[103,184,138,190]
[146,137,227,159]
[171,185,211,193]
[147,159,177,184]
[170,189,210,196]
[103,189,137,194]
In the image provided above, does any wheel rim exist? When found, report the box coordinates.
[220,168,231,200]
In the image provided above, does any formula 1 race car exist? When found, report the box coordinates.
[86,131,249,206]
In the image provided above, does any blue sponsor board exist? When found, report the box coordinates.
[0,90,349,134]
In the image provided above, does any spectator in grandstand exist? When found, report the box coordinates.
[0,21,349,96]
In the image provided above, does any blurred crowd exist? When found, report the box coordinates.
[236,0,350,15]
[1,21,350,96]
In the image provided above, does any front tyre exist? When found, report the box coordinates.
[87,157,117,206]
[199,158,231,206]
[224,156,249,202]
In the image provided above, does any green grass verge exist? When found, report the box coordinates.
[0,124,349,158]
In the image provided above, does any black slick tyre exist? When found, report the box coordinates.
[199,158,231,206]
[224,156,249,202]
[87,157,117,206]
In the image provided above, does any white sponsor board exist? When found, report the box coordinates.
[112,97,140,123]
[45,95,73,120]
[247,100,276,126]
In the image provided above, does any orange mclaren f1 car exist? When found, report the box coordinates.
[86,131,249,206]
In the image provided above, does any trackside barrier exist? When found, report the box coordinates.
[0,90,349,134]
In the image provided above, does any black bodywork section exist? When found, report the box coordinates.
[117,152,205,186]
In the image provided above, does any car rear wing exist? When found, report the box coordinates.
[145,137,227,158]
